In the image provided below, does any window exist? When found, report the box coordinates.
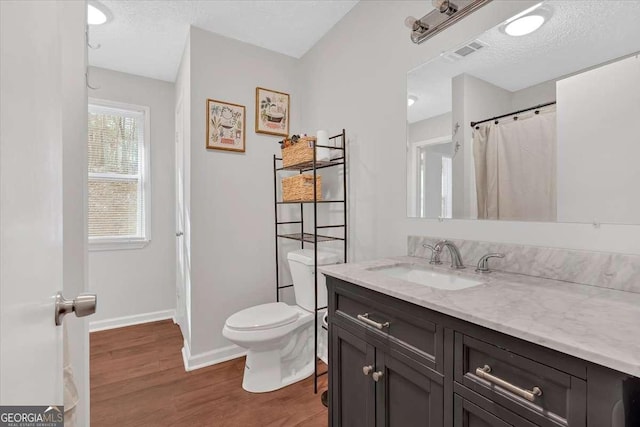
[88,99,150,250]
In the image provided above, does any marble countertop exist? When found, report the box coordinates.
[320,256,640,378]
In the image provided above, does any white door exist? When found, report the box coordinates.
[175,97,189,340]
[0,0,91,424]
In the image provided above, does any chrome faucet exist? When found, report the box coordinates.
[422,244,442,265]
[475,253,505,273]
[434,240,465,269]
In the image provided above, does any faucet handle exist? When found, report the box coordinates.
[422,244,443,265]
[476,253,505,273]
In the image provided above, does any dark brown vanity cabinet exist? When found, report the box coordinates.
[329,280,445,426]
[327,276,640,427]
[330,323,444,427]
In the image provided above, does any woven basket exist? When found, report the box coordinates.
[282,174,322,202]
[282,137,316,168]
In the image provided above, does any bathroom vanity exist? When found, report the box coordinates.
[322,253,640,427]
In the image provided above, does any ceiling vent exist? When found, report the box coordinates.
[441,39,488,62]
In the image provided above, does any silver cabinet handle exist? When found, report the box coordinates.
[356,313,390,330]
[55,292,97,326]
[372,371,384,382]
[362,365,373,376]
[475,365,542,402]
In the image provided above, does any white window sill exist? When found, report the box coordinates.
[89,238,150,252]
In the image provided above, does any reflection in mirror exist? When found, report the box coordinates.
[406,1,640,224]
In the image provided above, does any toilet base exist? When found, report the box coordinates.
[242,346,314,393]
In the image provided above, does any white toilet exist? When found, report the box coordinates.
[222,249,340,393]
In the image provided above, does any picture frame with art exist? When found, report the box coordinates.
[206,98,245,152]
[255,87,289,137]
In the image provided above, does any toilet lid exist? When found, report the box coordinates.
[226,302,299,331]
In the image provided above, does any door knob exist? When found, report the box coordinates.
[372,371,384,382]
[362,365,373,376]
[55,292,97,326]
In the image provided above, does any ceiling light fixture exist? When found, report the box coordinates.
[502,3,549,37]
[408,95,418,107]
[504,14,545,36]
[87,2,110,25]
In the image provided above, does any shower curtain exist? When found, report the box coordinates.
[473,107,557,221]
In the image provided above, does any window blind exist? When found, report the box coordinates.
[88,103,147,241]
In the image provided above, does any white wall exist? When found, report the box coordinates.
[87,67,176,327]
[298,0,640,261]
[511,79,556,111]
[408,112,452,143]
[557,55,640,224]
[186,27,301,359]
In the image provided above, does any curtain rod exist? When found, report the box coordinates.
[470,101,556,129]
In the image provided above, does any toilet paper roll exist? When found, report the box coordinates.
[316,130,330,162]
[317,130,329,146]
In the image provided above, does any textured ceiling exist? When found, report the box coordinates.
[407,1,640,123]
[88,0,359,82]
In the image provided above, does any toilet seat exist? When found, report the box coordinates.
[225,302,299,331]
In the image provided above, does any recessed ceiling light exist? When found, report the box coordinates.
[505,14,545,36]
[408,95,418,107]
[88,2,110,25]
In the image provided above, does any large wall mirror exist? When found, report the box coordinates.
[406,1,640,224]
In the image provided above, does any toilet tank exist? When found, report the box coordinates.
[287,249,341,312]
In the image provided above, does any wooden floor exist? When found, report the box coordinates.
[91,320,328,427]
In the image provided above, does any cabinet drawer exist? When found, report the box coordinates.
[455,333,586,427]
[454,391,537,427]
[333,281,440,368]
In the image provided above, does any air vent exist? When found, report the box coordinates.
[441,39,488,62]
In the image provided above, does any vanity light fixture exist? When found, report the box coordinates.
[406,0,492,45]
[88,1,111,25]
[408,95,418,107]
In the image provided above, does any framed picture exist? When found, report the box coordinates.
[255,87,289,137]
[206,99,245,152]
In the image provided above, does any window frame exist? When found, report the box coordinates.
[88,98,151,251]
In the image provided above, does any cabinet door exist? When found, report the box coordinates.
[376,350,444,427]
[330,324,375,427]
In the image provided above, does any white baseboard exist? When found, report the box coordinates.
[181,339,246,372]
[89,309,176,332]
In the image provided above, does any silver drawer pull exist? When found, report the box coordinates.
[362,365,373,376]
[372,371,384,382]
[475,365,543,402]
[356,313,390,330]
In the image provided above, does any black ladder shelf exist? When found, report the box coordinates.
[273,129,347,394]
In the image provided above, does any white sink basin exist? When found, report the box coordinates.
[371,265,484,291]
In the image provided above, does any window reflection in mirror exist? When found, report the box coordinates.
[406,1,640,224]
